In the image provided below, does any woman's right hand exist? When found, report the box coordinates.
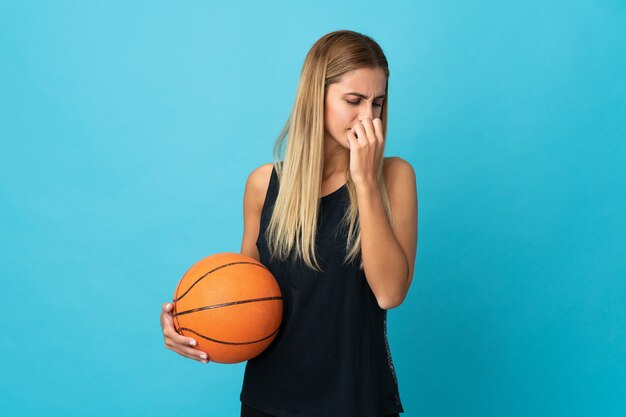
[161,302,210,364]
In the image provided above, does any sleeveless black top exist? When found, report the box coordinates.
[240,165,404,417]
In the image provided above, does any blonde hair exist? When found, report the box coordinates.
[264,29,394,272]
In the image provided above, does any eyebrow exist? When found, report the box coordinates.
[344,92,386,99]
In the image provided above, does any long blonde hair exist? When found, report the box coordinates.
[264,30,394,272]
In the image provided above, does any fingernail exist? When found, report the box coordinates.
[165,303,171,310]
[190,340,197,346]
[200,354,207,360]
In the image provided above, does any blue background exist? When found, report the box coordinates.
[1,1,625,416]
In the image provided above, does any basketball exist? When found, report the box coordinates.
[171,252,283,364]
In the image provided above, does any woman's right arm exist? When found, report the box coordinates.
[240,163,273,262]
[160,163,271,362]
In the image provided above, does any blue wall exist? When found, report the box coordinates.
[1,1,624,416]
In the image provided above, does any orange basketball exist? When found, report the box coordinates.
[171,252,283,364]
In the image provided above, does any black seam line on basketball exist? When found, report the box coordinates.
[174,261,270,303]
[178,326,280,345]
[172,296,284,317]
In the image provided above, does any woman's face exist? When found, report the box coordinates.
[324,67,387,149]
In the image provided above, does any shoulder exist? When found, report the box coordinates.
[244,163,276,213]
[245,163,274,203]
[383,156,416,191]
[247,163,273,188]
[383,155,413,172]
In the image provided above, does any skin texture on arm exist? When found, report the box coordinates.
[240,163,273,262]
[356,157,418,309]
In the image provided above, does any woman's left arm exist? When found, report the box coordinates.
[356,157,418,310]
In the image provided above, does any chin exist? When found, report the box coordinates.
[335,136,349,149]
[327,133,349,150]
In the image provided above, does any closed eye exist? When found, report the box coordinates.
[346,100,383,108]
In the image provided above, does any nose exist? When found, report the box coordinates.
[359,101,375,120]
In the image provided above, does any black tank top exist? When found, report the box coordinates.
[240,164,404,417]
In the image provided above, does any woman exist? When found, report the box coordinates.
[160,29,418,417]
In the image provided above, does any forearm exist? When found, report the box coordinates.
[356,181,409,309]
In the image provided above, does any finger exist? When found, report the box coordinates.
[163,323,197,347]
[161,302,173,319]
[352,122,366,143]
[373,118,384,143]
[176,345,210,363]
[346,128,358,149]
[164,332,206,355]
[359,118,376,144]
[160,303,174,328]
[167,343,209,363]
